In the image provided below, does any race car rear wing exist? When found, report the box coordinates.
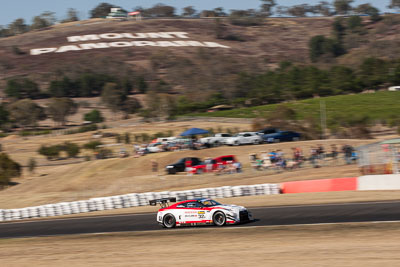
[149,197,176,208]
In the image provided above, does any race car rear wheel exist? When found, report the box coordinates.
[162,213,176,228]
[213,211,226,226]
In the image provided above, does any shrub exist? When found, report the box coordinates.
[66,124,98,135]
[19,130,52,136]
[124,132,131,144]
[38,145,62,160]
[38,142,80,159]
[84,109,104,123]
[229,17,263,26]
[0,153,21,187]
[28,158,37,173]
[115,134,122,143]
[63,142,80,158]
[83,140,103,150]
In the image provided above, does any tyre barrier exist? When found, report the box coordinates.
[0,183,280,222]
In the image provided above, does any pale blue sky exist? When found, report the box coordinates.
[0,0,393,26]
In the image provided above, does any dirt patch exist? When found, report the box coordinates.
[1,222,399,266]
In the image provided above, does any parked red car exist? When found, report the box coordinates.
[189,155,237,174]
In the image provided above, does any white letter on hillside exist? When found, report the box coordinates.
[147,32,174,38]
[168,32,189,38]
[203,42,230,48]
[79,43,110,50]
[109,42,133,47]
[173,41,204,47]
[132,41,156,46]
[30,48,57,55]
[156,41,182,47]
[67,34,100,42]
[122,33,148,39]
[56,45,82,53]
[99,33,123,39]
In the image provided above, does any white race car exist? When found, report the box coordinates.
[150,197,253,228]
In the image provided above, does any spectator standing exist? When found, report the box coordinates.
[330,144,338,165]
[269,150,277,163]
[342,144,354,164]
[185,158,193,175]
[317,144,325,165]
[233,161,242,173]
[310,146,319,168]
[204,157,213,173]
[151,159,158,173]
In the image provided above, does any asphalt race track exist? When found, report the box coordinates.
[1,201,400,239]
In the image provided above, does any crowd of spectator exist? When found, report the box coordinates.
[249,144,356,172]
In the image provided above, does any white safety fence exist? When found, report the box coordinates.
[0,183,280,222]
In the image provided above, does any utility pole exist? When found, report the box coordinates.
[320,100,327,139]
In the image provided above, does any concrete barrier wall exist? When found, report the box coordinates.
[281,177,357,194]
[0,183,280,222]
[358,174,400,191]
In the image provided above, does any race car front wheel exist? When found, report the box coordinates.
[162,213,176,228]
[213,212,226,226]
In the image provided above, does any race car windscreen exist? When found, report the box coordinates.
[200,199,221,207]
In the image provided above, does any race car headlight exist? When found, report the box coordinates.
[166,166,174,168]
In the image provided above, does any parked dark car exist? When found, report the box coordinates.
[257,127,278,135]
[262,131,301,143]
[165,157,202,174]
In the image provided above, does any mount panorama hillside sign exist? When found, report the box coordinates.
[30,32,230,56]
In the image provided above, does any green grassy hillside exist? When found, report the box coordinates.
[189,91,400,126]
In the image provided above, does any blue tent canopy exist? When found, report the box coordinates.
[180,128,209,136]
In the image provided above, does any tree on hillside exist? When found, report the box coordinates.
[90,2,114,18]
[31,11,57,30]
[354,4,381,22]
[182,6,196,17]
[314,1,333,16]
[0,105,9,128]
[200,10,217,17]
[0,26,11,38]
[8,99,46,128]
[46,98,78,126]
[147,4,175,17]
[136,76,148,94]
[260,0,276,17]
[359,57,389,89]
[0,153,21,187]
[213,7,227,17]
[48,76,80,97]
[333,0,354,15]
[62,8,80,23]
[347,16,363,30]
[309,35,345,62]
[5,78,41,99]
[121,97,142,117]
[287,4,312,17]
[275,6,289,16]
[332,17,346,41]
[101,83,127,114]
[388,0,400,11]
[8,18,28,35]
[84,109,104,123]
